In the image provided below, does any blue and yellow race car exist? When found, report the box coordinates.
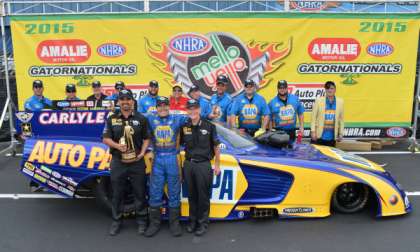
[17,110,411,219]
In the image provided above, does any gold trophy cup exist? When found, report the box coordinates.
[119,121,137,163]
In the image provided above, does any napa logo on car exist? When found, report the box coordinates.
[97,43,126,58]
[366,42,394,57]
[37,39,91,64]
[308,38,361,61]
[386,127,407,138]
[168,33,211,56]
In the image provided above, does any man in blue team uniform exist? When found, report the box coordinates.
[144,96,188,238]
[188,85,211,119]
[24,80,53,111]
[138,80,159,114]
[209,75,232,123]
[229,79,270,136]
[268,80,305,145]
[106,81,125,102]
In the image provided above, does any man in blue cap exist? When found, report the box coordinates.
[138,80,159,114]
[209,75,233,123]
[268,80,304,145]
[24,80,53,111]
[144,96,188,238]
[229,79,270,136]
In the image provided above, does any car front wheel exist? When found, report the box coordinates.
[332,183,370,214]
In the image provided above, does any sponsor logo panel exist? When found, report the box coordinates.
[97,43,126,58]
[308,38,361,61]
[283,207,314,214]
[366,42,394,57]
[37,39,91,64]
[28,64,137,77]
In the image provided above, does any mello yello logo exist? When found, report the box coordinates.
[147,32,292,99]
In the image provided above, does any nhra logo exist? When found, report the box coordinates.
[97,43,126,58]
[146,32,292,98]
[366,42,394,57]
[386,127,407,138]
[37,39,91,64]
[308,38,361,61]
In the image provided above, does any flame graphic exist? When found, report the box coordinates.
[247,38,292,88]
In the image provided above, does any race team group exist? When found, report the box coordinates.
[23,75,345,237]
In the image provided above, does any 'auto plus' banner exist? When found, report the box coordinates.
[11,13,420,138]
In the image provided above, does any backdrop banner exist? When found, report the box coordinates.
[11,13,420,138]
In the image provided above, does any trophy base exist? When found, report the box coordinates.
[121,151,137,163]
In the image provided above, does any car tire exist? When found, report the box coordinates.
[92,176,137,216]
[332,183,370,214]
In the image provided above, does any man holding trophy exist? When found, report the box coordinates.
[102,89,151,236]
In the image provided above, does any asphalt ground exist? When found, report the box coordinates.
[0,143,420,252]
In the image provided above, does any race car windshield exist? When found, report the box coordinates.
[214,123,256,149]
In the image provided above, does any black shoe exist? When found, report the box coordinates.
[194,224,207,236]
[185,221,196,233]
[109,221,121,236]
[144,207,161,237]
[169,208,182,237]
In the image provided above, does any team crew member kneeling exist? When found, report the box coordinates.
[102,89,151,236]
[181,99,221,236]
[144,96,188,237]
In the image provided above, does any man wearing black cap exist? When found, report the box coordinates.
[209,75,233,123]
[106,81,126,102]
[64,84,80,101]
[138,80,159,114]
[188,85,212,119]
[181,99,221,236]
[268,80,305,146]
[24,80,53,111]
[229,79,270,137]
[87,81,107,106]
[102,89,151,236]
[144,96,188,237]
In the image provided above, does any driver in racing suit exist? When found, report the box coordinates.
[144,96,188,238]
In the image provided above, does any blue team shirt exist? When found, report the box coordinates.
[138,94,158,114]
[321,97,336,141]
[24,95,53,111]
[268,94,304,130]
[198,96,212,119]
[230,93,270,130]
[210,93,232,122]
[105,93,119,101]
[146,114,188,154]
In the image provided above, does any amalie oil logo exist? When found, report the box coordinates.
[308,38,361,61]
[146,32,292,98]
[37,39,91,64]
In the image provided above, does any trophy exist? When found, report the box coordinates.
[212,105,221,120]
[119,121,137,162]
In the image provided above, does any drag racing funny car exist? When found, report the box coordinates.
[16,109,411,220]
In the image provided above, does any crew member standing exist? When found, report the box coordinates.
[87,80,107,107]
[311,81,344,146]
[169,83,189,113]
[24,80,53,111]
[229,79,270,136]
[106,81,125,102]
[268,80,304,145]
[188,85,212,119]
[102,89,151,236]
[64,84,80,101]
[181,99,221,236]
[138,80,159,114]
[209,75,233,123]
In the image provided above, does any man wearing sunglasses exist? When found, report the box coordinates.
[24,80,53,111]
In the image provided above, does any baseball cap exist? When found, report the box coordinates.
[188,85,200,93]
[66,84,76,93]
[244,79,255,87]
[92,81,101,88]
[173,83,183,91]
[149,80,159,88]
[156,96,169,106]
[216,75,228,85]
[115,81,125,90]
[118,89,134,100]
[187,99,200,109]
[33,80,43,88]
[277,80,288,89]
